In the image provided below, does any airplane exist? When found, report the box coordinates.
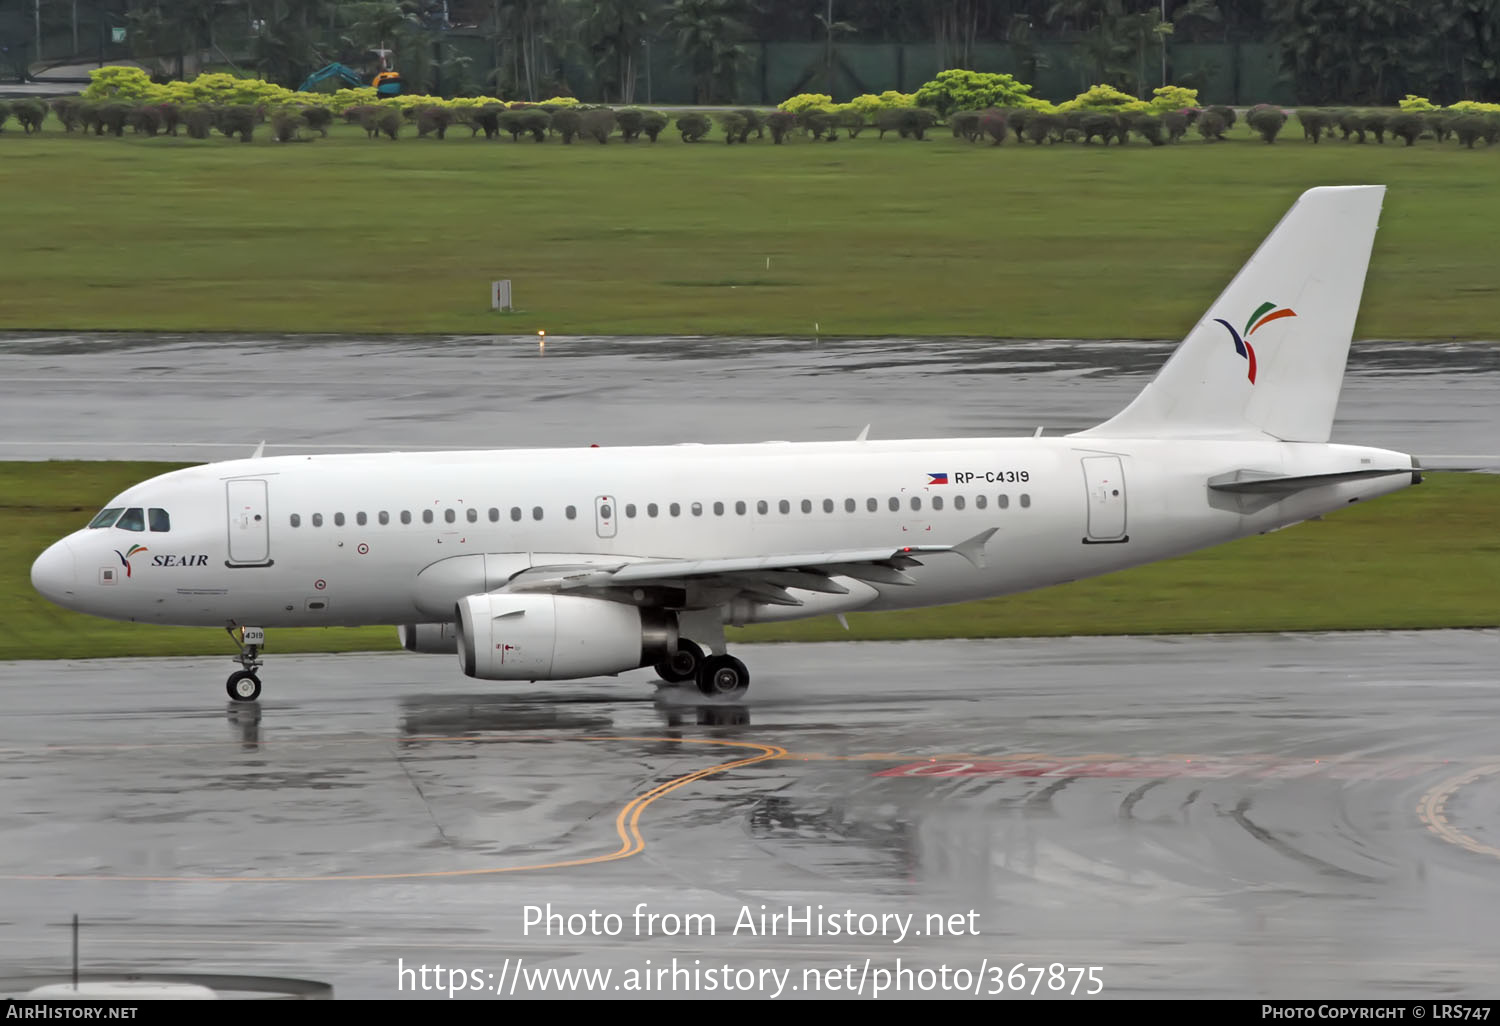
[30,185,1431,704]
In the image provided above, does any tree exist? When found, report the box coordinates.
[247,0,338,88]
[1264,0,1494,104]
[664,0,749,104]
[582,0,654,103]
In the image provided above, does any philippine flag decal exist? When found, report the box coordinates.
[927,473,949,485]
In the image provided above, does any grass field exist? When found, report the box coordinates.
[3,123,1500,339]
[4,461,1495,662]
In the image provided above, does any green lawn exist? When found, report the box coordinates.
[4,461,1495,661]
[2,123,1500,338]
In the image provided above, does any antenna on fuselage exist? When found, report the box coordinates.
[251,440,266,458]
[855,424,870,442]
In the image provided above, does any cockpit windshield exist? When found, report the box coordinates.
[89,506,171,531]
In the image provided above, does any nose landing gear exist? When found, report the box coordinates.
[226,625,265,702]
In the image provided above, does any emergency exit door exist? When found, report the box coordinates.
[595,495,617,539]
[1081,456,1128,543]
[226,479,272,565]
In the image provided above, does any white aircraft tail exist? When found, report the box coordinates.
[1077,185,1385,442]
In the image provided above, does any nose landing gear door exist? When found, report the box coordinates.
[226,479,274,566]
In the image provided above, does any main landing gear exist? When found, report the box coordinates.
[654,639,750,698]
[226,625,265,702]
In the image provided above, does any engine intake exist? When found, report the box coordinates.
[455,593,676,681]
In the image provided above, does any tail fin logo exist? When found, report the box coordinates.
[1213,301,1297,384]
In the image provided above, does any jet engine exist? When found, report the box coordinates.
[397,622,459,654]
[455,593,676,681]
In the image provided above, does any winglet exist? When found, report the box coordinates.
[251,440,266,459]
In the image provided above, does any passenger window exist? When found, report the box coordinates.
[800,499,812,514]
[691,502,702,516]
[932,496,943,511]
[735,501,746,515]
[648,503,659,517]
[444,509,455,524]
[510,507,521,522]
[148,508,171,532]
[669,502,681,517]
[401,511,412,524]
[488,508,499,522]
[1020,493,1031,508]
[116,507,145,532]
[379,511,390,525]
[290,514,301,528]
[312,513,323,527]
[334,512,345,526]
[976,495,987,510]
[466,508,477,523]
[998,494,1010,509]
[88,507,124,529]
[422,510,434,524]
[867,498,877,512]
[910,497,921,511]
[887,497,899,512]
[844,498,855,513]
[600,503,612,520]
[356,512,368,526]
[567,505,578,520]
[532,506,543,521]
[756,500,768,514]
[778,500,790,515]
[954,495,965,510]
[713,501,724,516]
[624,504,635,518]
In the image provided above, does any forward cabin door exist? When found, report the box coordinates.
[1081,456,1128,542]
[226,479,272,565]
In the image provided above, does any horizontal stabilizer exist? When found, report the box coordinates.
[1208,467,1415,495]
[1412,455,1500,472]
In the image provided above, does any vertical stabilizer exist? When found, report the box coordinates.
[1076,185,1385,442]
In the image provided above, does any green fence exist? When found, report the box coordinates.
[539,39,1298,108]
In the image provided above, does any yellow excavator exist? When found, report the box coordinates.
[298,49,403,97]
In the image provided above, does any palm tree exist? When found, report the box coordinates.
[664,0,748,104]
[584,0,654,104]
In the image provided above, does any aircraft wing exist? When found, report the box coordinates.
[501,528,997,606]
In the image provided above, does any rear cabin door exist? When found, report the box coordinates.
[226,479,272,565]
[1081,456,1128,542]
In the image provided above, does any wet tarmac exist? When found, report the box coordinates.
[1,631,1497,998]
[1,334,1496,461]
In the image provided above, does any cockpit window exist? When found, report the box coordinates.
[88,507,124,529]
[148,508,170,532]
[115,507,145,532]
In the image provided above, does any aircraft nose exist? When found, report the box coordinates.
[31,537,78,606]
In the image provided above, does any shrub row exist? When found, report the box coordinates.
[77,65,586,118]
[15,88,1500,151]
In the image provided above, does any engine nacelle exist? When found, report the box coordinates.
[397,622,459,654]
[456,593,676,681]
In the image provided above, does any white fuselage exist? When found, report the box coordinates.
[31,435,1415,630]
